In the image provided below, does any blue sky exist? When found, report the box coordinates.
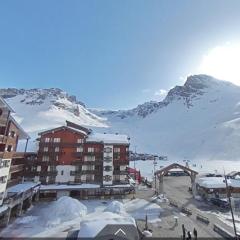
[1,0,240,109]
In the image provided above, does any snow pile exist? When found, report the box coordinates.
[151,194,169,204]
[43,196,87,227]
[16,216,39,224]
[104,201,126,215]
[142,230,153,237]
[78,212,136,238]
[124,198,162,222]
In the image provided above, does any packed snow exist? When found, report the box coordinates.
[0,197,162,238]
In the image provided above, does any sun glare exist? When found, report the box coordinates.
[199,43,240,85]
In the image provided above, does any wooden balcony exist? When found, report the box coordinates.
[7,178,21,188]
[0,151,13,159]
[113,170,128,175]
[38,171,58,176]
[10,164,24,173]
[0,118,8,127]
[0,135,7,144]
[113,160,129,165]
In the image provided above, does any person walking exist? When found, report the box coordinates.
[187,231,191,240]
[182,224,186,239]
[193,228,197,240]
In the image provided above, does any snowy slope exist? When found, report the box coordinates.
[0,88,107,150]
[2,75,240,161]
[94,75,240,161]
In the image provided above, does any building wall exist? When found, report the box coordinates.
[0,103,22,205]
[55,165,75,183]
[33,127,130,186]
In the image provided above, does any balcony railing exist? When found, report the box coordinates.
[113,170,128,175]
[7,178,21,188]
[10,164,24,173]
[38,171,58,176]
[113,160,129,165]
[0,135,7,144]
[0,151,13,159]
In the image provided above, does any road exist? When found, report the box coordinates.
[135,176,236,238]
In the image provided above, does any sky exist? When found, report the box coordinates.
[1,0,240,109]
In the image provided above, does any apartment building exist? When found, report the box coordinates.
[25,121,130,187]
[0,97,29,205]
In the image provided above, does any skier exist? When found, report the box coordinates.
[193,228,197,240]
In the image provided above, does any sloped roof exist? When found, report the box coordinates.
[86,132,130,144]
[0,96,14,112]
[9,115,29,139]
[38,125,88,136]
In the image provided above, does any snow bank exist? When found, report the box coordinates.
[16,216,39,224]
[43,196,87,227]
[142,230,153,237]
[104,201,126,215]
[124,199,162,222]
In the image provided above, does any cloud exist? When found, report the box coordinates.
[154,89,167,100]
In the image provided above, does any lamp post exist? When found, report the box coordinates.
[224,174,238,239]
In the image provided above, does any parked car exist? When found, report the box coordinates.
[210,198,230,209]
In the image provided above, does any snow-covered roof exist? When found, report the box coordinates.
[0,96,14,112]
[38,126,88,136]
[9,115,30,139]
[40,183,100,191]
[7,182,40,194]
[86,132,130,144]
[196,177,240,189]
[78,212,136,238]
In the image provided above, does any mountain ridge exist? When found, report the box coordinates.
[2,74,240,161]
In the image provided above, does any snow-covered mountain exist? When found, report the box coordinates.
[93,75,240,161]
[0,88,107,150]
[2,74,240,161]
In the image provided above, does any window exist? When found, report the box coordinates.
[77,147,83,152]
[55,147,59,152]
[6,145,12,152]
[126,147,129,152]
[77,138,84,143]
[2,160,10,168]
[88,147,94,153]
[42,155,49,162]
[104,166,112,171]
[104,147,112,153]
[0,108,2,116]
[53,138,61,143]
[61,170,64,175]
[86,174,94,181]
[114,175,121,181]
[114,147,120,153]
[82,165,95,170]
[0,176,7,183]
[9,131,15,138]
[56,155,59,161]
[45,137,50,143]
[43,147,48,152]
[84,156,95,161]
[103,175,112,182]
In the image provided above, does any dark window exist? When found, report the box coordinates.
[7,145,12,152]
[0,108,2,116]
[10,131,15,137]
[61,170,64,175]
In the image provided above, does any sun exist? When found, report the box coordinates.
[198,43,240,86]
